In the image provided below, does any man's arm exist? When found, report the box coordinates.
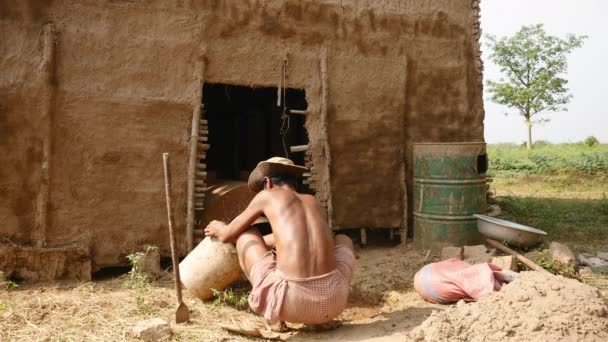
[204,191,268,243]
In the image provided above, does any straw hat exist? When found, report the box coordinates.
[247,157,308,193]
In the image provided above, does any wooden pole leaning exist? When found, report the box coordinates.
[186,50,206,251]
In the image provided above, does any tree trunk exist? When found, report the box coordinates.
[526,118,532,149]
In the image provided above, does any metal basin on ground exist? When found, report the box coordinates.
[474,214,547,247]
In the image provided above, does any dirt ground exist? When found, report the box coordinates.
[2,241,607,341]
[0,244,443,341]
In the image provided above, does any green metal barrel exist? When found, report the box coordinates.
[413,143,487,255]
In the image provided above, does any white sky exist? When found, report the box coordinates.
[481,0,608,143]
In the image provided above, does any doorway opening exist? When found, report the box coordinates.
[203,83,309,185]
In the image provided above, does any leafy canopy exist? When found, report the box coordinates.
[485,24,586,123]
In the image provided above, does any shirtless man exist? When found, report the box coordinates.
[204,157,355,325]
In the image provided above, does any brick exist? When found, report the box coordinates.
[441,246,464,260]
[491,255,518,271]
[549,242,575,268]
[133,318,172,341]
[464,245,493,263]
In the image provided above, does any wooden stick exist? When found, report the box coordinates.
[290,144,309,153]
[163,153,185,303]
[289,109,308,115]
[486,239,552,275]
[399,58,409,245]
[33,23,56,248]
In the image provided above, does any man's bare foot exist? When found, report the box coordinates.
[270,320,289,332]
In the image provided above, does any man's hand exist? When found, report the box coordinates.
[204,220,228,241]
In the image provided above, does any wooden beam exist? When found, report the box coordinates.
[290,145,309,153]
[360,228,367,246]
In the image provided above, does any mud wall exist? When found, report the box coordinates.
[0,0,483,270]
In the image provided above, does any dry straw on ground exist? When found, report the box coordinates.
[1,245,607,341]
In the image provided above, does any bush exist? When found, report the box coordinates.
[583,136,599,147]
[533,140,553,148]
[487,143,608,176]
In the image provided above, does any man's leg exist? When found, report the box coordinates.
[335,234,354,252]
[236,227,270,276]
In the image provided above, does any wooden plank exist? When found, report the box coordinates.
[198,143,210,150]
[289,109,308,115]
[199,119,208,125]
[199,129,209,135]
[195,171,207,177]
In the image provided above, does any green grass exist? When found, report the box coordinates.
[494,194,608,253]
[488,143,608,176]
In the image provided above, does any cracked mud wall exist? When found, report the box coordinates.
[0,0,483,270]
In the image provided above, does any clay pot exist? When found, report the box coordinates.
[179,237,241,300]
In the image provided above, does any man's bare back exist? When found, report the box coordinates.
[203,184,343,279]
[260,188,335,278]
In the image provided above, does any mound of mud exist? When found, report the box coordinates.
[411,271,608,341]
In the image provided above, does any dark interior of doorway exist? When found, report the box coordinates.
[203,83,308,184]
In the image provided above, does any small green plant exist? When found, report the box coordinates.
[583,136,599,147]
[0,271,18,291]
[534,249,577,278]
[123,250,151,311]
[211,288,249,311]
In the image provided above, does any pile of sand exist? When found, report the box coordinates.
[410,271,608,341]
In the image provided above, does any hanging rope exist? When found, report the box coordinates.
[279,58,290,158]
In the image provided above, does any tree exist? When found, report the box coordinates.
[485,24,586,149]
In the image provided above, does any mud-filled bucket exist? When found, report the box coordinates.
[179,237,241,300]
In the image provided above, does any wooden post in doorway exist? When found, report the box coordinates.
[319,47,335,229]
